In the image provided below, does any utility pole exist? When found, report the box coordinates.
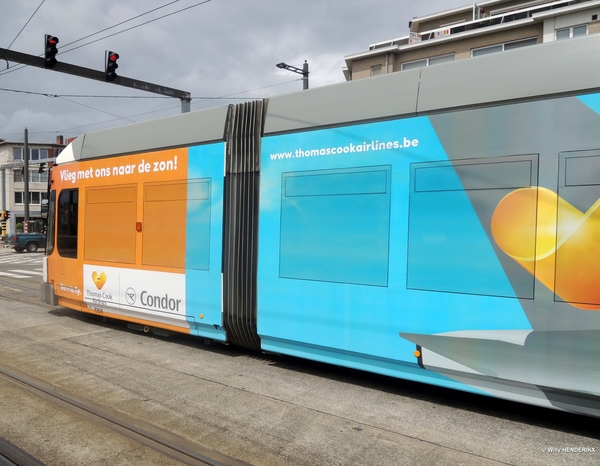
[24,128,29,230]
[276,61,309,90]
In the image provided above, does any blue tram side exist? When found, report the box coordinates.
[42,34,600,417]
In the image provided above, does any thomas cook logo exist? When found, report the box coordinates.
[125,287,136,305]
[92,271,107,290]
[492,187,600,310]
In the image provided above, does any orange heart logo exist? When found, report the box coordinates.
[492,187,600,310]
[92,271,107,290]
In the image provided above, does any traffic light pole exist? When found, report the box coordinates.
[24,128,29,227]
[0,47,192,112]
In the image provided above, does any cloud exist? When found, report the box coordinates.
[2,108,58,140]
[1,0,468,143]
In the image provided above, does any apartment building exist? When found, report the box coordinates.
[0,137,64,234]
[344,0,600,80]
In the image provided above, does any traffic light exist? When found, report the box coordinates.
[5,211,10,220]
[105,51,119,82]
[44,35,59,69]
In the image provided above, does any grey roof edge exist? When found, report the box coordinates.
[263,69,422,136]
[409,2,475,25]
[70,105,230,161]
[69,134,85,162]
[64,34,600,158]
[266,34,600,136]
[417,34,600,113]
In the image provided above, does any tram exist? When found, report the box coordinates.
[41,34,600,417]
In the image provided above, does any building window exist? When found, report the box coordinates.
[401,54,455,71]
[371,64,383,76]
[31,171,49,183]
[472,44,503,56]
[472,37,537,57]
[504,38,538,51]
[402,59,427,71]
[556,25,588,41]
[14,191,46,205]
[11,147,50,161]
[429,54,455,66]
[13,170,49,183]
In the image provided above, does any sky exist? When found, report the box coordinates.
[1,0,469,144]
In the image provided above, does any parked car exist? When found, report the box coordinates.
[6,232,46,253]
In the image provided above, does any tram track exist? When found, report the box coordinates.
[0,437,46,466]
[0,363,249,466]
[0,268,598,465]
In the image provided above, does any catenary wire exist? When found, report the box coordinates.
[59,0,212,54]
[59,0,182,50]
[0,78,301,137]
[0,76,301,100]
[0,0,212,77]
[0,0,46,61]
[58,96,139,124]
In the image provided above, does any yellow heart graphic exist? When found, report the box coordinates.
[92,271,107,290]
[492,187,600,310]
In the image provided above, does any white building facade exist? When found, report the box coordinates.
[0,137,63,235]
[344,0,600,80]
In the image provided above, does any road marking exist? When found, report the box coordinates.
[0,256,44,265]
[10,269,43,276]
[0,271,28,278]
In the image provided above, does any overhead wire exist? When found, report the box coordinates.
[0,0,214,131]
[18,78,303,136]
[193,78,302,103]
[0,0,303,138]
[59,0,182,50]
[0,0,46,61]
[57,96,139,124]
[0,74,304,138]
[0,0,212,77]
[0,86,170,98]
[60,0,212,55]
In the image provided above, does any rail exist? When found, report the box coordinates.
[0,364,249,466]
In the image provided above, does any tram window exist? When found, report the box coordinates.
[85,185,137,264]
[185,179,212,270]
[57,189,78,258]
[143,181,187,269]
[279,166,391,287]
[141,179,211,269]
[407,155,537,298]
[46,190,56,255]
[556,151,600,307]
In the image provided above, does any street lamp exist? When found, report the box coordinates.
[276,60,309,90]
